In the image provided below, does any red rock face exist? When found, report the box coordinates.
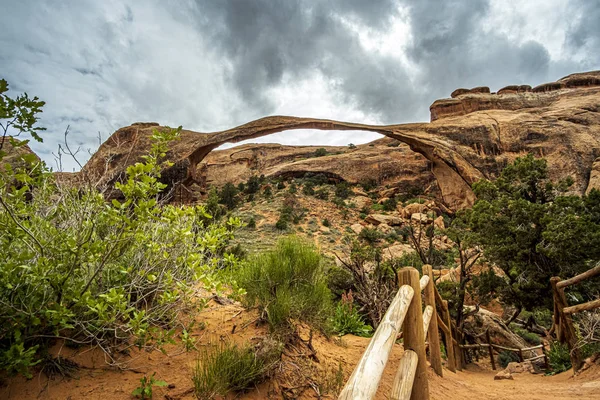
[61,70,600,210]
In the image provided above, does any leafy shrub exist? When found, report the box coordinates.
[334,182,351,199]
[360,179,377,192]
[245,176,261,194]
[193,341,280,399]
[0,126,243,375]
[498,350,520,368]
[219,182,239,210]
[358,227,382,244]
[238,237,332,334]
[263,184,272,198]
[326,265,354,297]
[275,215,288,230]
[322,218,331,227]
[331,292,373,337]
[132,372,167,399]
[280,193,305,224]
[547,342,571,374]
[382,197,397,211]
[302,182,315,196]
[371,203,385,211]
[510,325,541,345]
[315,187,329,200]
[314,148,328,157]
[348,143,356,149]
[288,182,297,194]
[247,217,256,229]
[276,181,286,190]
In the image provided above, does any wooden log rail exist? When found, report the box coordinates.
[339,266,444,400]
[551,264,600,373]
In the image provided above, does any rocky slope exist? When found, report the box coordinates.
[66,70,600,209]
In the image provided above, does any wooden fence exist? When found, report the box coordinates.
[551,264,600,373]
[338,265,452,400]
[457,338,549,371]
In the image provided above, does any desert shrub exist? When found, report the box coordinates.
[275,215,288,230]
[322,218,331,227]
[334,182,351,199]
[326,265,354,297]
[314,148,328,157]
[360,179,377,192]
[331,292,373,337]
[0,126,243,376]
[276,181,286,190]
[371,203,385,211]
[288,182,297,194]
[382,197,397,211]
[203,187,225,222]
[263,184,272,198]
[547,342,571,374]
[281,193,305,224]
[247,217,256,229]
[359,212,367,220]
[315,187,329,200]
[358,227,382,244]
[348,143,356,149]
[237,182,245,192]
[193,341,280,399]
[245,176,261,195]
[498,350,520,368]
[302,182,315,196]
[238,237,332,334]
[219,182,239,210]
[510,325,542,345]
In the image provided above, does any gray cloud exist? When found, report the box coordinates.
[0,0,599,170]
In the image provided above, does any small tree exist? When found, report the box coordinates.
[314,148,328,157]
[219,183,239,210]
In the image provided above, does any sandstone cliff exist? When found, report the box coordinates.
[73,70,600,209]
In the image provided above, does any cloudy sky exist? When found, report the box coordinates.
[1,0,599,171]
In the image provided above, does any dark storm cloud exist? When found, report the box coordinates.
[184,0,417,121]
[566,0,600,66]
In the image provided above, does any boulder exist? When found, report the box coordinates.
[352,195,372,210]
[377,223,394,235]
[365,214,402,226]
[434,216,445,230]
[504,361,540,374]
[402,203,429,218]
[382,244,414,260]
[350,223,364,235]
[494,370,514,380]
[411,213,433,224]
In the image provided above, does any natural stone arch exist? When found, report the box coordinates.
[186,116,480,209]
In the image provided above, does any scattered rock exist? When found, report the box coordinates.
[377,223,393,235]
[402,203,429,218]
[494,370,514,380]
[353,196,372,210]
[365,214,402,226]
[382,244,414,260]
[350,223,364,235]
[411,213,433,224]
[504,361,540,374]
[434,216,445,230]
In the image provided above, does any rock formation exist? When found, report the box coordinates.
[74,70,600,210]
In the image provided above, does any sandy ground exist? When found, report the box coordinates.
[2,302,599,400]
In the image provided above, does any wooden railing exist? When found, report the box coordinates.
[551,264,600,372]
[457,338,549,370]
[338,265,450,400]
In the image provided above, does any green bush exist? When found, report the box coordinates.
[371,203,385,211]
[0,126,243,376]
[498,350,520,368]
[358,227,382,244]
[315,187,329,200]
[245,176,261,194]
[275,215,288,230]
[263,184,272,198]
[219,182,239,210]
[288,182,297,194]
[302,182,315,196]
[322,218,331,227]
[331,293,373,337]
[510,325,541,345]
[276,181,286,190]
[314,148,328,157]
[382,197,397,211]
[547,341,571,374]
[238,237,332,334]
[334,182,351,199]
[193,341,280,399]
[247,217,256,229]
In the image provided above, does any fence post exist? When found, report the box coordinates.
[399,267,429,400]
[442,300,458,372]
[485,329,496,370]
[423,265,443,377]
[550,277,583,372]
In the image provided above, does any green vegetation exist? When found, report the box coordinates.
[219,182,239,210]
[132,372,168,399]
[193,341,280,399]
[464,154,600,318]
[334,182,351,199]
[0,87,242,376]
[314,147,328,157]
[498,350,520,368]
[322,218,331,227]
[331,292,373,337]
[238,237,332,336]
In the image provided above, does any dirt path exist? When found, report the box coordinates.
[429,364,600,400]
